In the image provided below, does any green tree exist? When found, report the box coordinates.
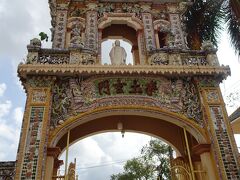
[184,0,240,56]
[39,32,49,42]
[141,140,172,180]
[110,139,172,180]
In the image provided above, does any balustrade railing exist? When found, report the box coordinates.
[38,49,70,64]
[149,49,219,66]
[26,42,219,67]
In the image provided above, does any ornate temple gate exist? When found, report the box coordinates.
[15,0,240,179]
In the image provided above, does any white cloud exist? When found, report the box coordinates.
[0,100,11,118]
[0,83,6,97]
[218,30,240,115]
[59,133,151,180]
[13,107,23,127]
[0,83,22,160]
[0,122,20,160]
[0,0,51,89]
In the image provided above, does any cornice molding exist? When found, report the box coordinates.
[18,64,230,79]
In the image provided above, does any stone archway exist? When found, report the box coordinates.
[45,106,216,180]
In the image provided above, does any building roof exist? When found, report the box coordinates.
[229,107,240,122]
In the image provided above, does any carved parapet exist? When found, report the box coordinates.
[26,38,41,64]
[27,38,41,50]
[149,52,169,65]
[38,49,70,64]
[26,48,70,64]
[0,161,15,179]
[148,49,220,67]
[26,47,98,65]
[201,41,220,66]
[69,48,97,65]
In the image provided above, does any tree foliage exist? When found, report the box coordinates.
[184,0,240,56]
[39,32,49,42]
[225,0,240,56]
[184,0,224,49]
[110,139,172,180]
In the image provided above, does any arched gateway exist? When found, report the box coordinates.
[15,0,239,180]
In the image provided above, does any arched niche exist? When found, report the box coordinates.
[98,15,145,65]
[153,19,171,49]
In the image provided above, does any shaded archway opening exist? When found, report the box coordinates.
[101,24,139,64]
[56,115,199,156]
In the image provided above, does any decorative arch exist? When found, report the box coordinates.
[153,19,171,32]
[48,106,208,156]
[153,19,171,48]
[98,14,144,31]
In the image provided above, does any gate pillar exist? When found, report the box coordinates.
[45,147,61,179]
[192,143,216,180]
[15,77,55,179]
[198,80,240,179]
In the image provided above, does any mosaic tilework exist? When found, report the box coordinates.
[206,89,219,103]
[53,8,67,49]
[20,107,44,180]
[85,11,98,50]
[142,13,156,51]
[210,106,239,180]
[32,89,47,103]
[169,14,185,48]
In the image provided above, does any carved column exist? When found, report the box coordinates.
[85,3,98,52]
[98,28,103,64]
[52,4,68,49]
[154,30,160,49]
[169,13,186,49]
[198,79,240,179]
[137,30,146,65]
[15,77,55,180]
[142,13,156,52]
[131,45,139,65]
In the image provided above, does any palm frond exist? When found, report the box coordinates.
[225,0,240,56]
[184,0,224,49]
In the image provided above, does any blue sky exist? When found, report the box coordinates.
[0,0,240,179]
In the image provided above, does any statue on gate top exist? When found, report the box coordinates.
[109,40,127,65]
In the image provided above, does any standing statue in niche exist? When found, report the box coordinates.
[109,40,127,65]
